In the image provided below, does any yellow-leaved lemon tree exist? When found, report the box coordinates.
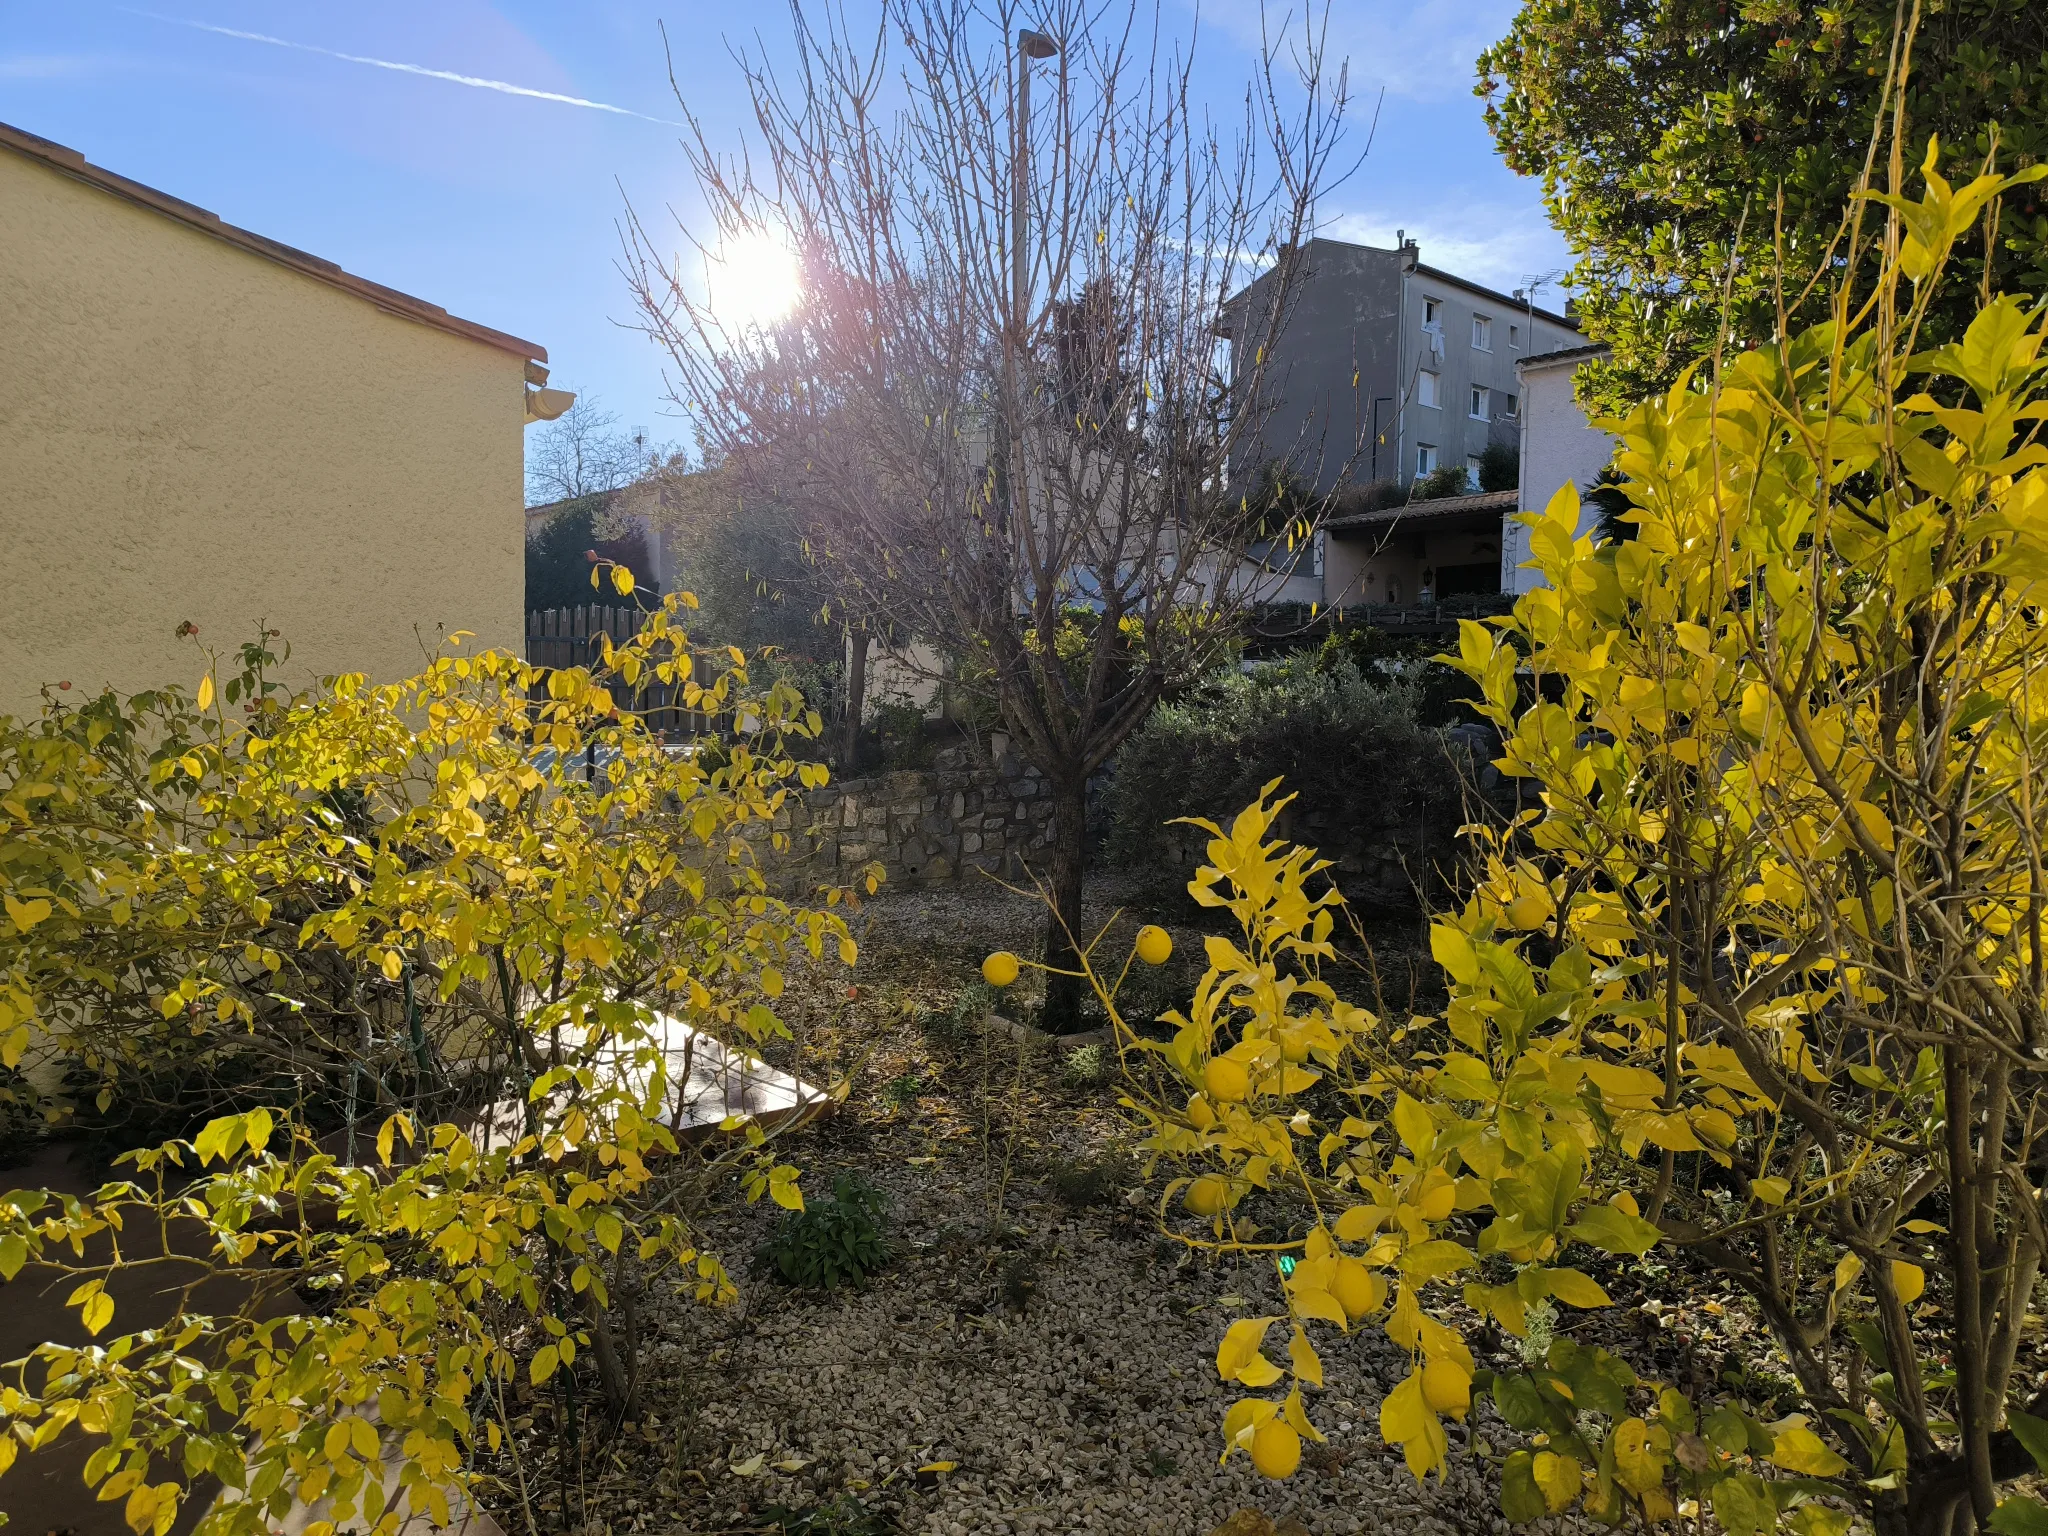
[0,591,864,1535]
[1032,134,2048,1536]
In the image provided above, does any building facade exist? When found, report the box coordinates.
[1504,343,1618,595]
[1221,236,1583,609]
[0,122,558,715]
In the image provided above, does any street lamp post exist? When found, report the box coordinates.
[1013,28,1059,341]
[1005,27,1060,541]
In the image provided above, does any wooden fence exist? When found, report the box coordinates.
[524,605,712,739]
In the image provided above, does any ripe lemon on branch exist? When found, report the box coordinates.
[981,951,1020,987]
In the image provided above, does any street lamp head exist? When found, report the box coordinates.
[1018,28,1059,58]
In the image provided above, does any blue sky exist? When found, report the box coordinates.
[3,2,1571,471]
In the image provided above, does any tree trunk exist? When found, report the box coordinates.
[583,1279,639,1424]
[1038,773,1091,1034]
[840,624,868,770]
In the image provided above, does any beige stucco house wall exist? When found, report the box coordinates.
[0,123,552,716]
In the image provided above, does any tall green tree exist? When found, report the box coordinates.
[1479,0,2048,413]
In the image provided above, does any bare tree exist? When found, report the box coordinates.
[627,0,1353,1029]
[525,393,670,507]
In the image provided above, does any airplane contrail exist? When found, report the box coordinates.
[126,9,686,127]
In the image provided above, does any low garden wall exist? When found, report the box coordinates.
[764,744,1060,889]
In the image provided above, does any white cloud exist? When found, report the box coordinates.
[1321,204,1574,301]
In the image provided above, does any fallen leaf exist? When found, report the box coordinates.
[729,1453,766,1477]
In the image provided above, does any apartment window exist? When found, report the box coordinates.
[1418,370,1440,408]
[1417,444,1438,475]
[1466,454,1484,492]
[1422,297,1442,332]
[1469,385,1490,420]
[1503,392,1519,417]
[1472,314,1492,351]
[1509,323,1521,348]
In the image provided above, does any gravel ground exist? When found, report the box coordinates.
[484,875,1513,1536]
[642,1142,1521,1536]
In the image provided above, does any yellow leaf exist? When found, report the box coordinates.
[1533,1449,1582,1512]
[1391,1091,1435,1154]
[1289,1327,1325,1387]
[530,1344,560,1384]
[1768,1422,1849,1477]
[768,1165,805,1212]
[1217,1316,1285,1387]
[82,1288,115,1336]
[1612,1417,1666,1494]
[1891,1260,1926,1303]
[197,673,214,711]
[349,1416,380,1460]
[1398,1239,1474,1283]
[1753,1177,1790,1206]
[380,950,403,982]
[1334,1204,1383,1241]
[1290,1284,1349,1330]
[729,1452,765,1477]
[611,566,636,596]
[4,893,53,932]
[1833,1253,1864,1295]
[1379,1370,1449,1479]
[1542,1267,1612,1308]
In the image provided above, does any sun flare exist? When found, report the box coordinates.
[709,232,801,330]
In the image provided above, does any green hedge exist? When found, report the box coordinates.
[1106,652,1460,875]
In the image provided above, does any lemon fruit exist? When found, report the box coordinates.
[1415,1173,1456,1221]
[1249,1419,1302,1479]
[1204,1055,1250,1102]
[1134,924,1173,966]
[1505,892,1551,929]
[1421,1358,1471,1418]
[980,951,1020,988]
[1186,1092,1217,1131]
[1184,1174,1231,1217]
[1332,1257,1382,1320]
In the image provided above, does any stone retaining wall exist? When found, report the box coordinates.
[769,745,1060,889]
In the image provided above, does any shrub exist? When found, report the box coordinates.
[1033,143,2048,1536]
[764,1173,891,1289]
[1413,463,1473,500]
[524,495,659,611]
[1105,654,1458,886]
[0,593,859,1534]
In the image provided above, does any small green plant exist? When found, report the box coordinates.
[1058,1043,1111,1090]
[1048,1150,1133,1209]
[882,1071,926,1109]
[999,1251,1039,1310]
[764,1173,892,1289]
[921,979,996,1051]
